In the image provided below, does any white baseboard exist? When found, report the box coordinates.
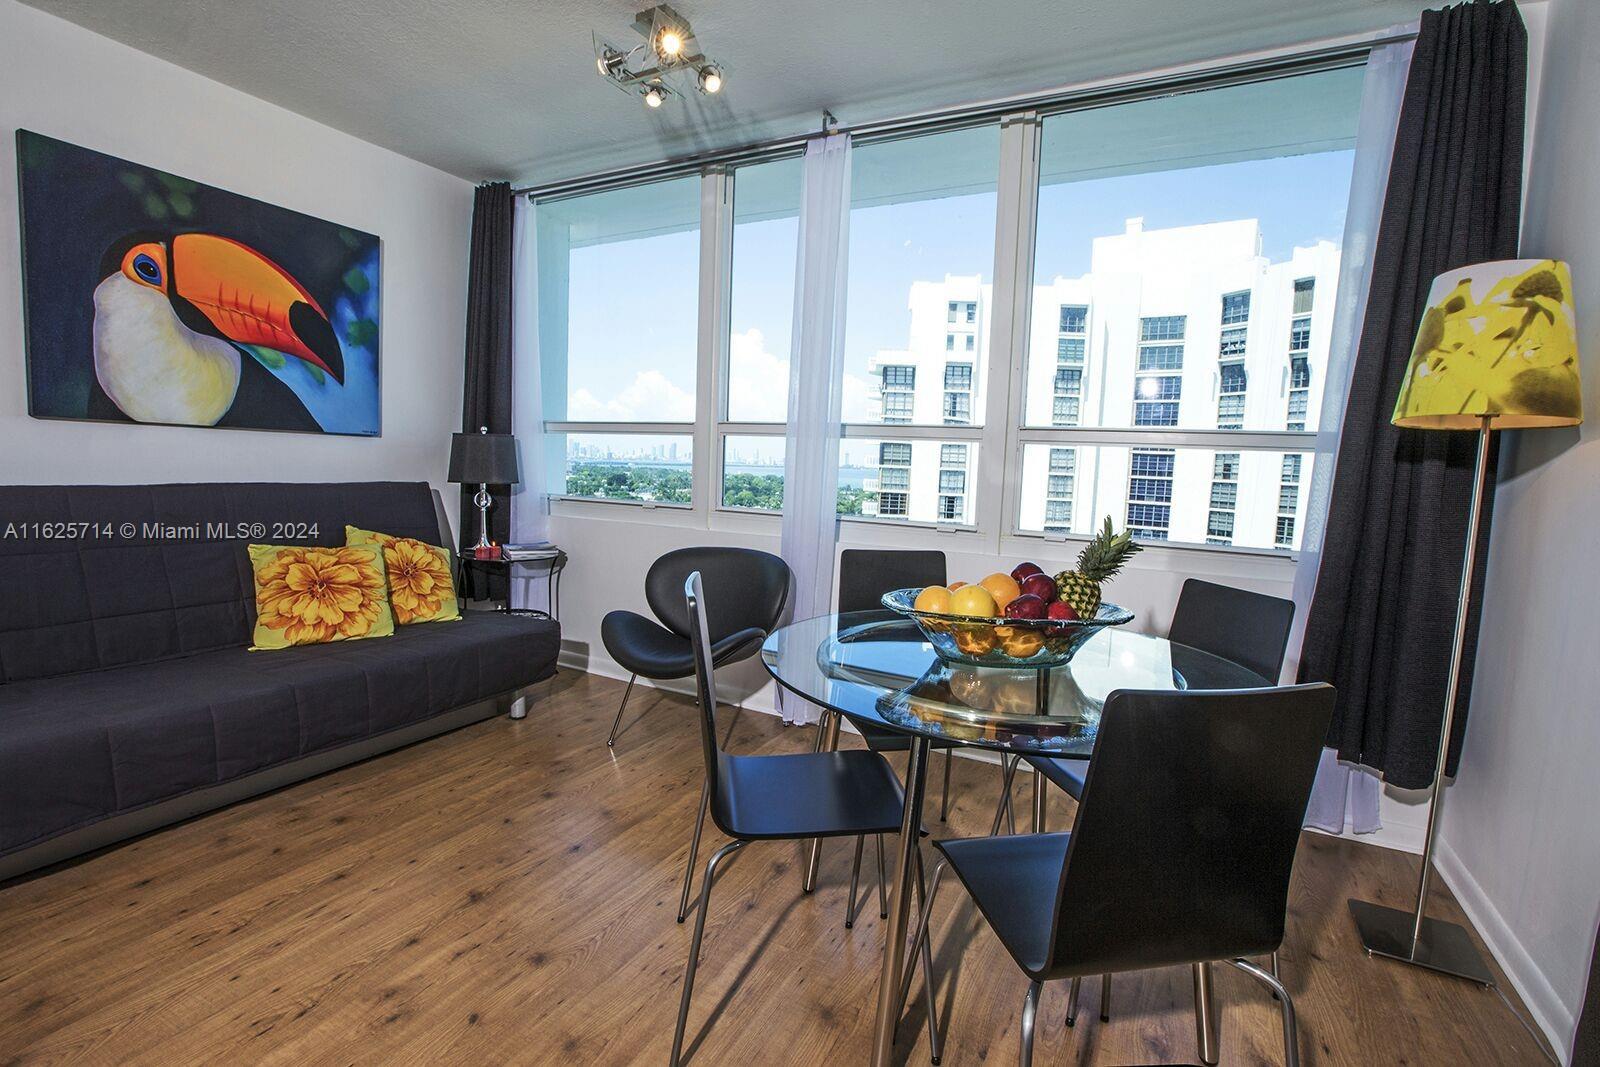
[1434,836,1573,1063]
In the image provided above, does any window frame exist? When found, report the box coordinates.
[541,70,1354,564]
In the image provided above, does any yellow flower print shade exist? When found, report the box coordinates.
[1393,259,1583,430]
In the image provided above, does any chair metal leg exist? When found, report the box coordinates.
[940,748,953,821]
[606,674,638,747]
[1065,976,1082,1027]
[1099,972,1111,1022]
[875,834,889,919]
[1020,980,1043,1067]
[899,859,947,1019]
[1229,957,1299,1067]
[670,839,747,1067]
[989,757,1020,836]
[1192,961,1221,1066]
[1005,759,1017,835]
[845,835,866,928]
[914,848,942,1065]
[802,711,840,893]
[677,776,710,923]
[1032,766,1047,834]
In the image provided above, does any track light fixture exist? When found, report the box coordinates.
[592,4,727,109]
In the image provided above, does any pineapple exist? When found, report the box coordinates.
[1054,517,1142,618]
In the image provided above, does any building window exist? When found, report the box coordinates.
[940,443,967,467]
[1220,364,1248,392]
[1047,474,1075,497]
[881,365,915,388]
[945,334,955,351]
[1275,515,1297,546]
[1140,315,1186,342]
[1057,337,1085,363]
[1276,452,1304,549]
[882,393,913,422]
[965,334,975,352]
[1049,447,1076,473]
[938,495,962,520]
[1293,278,1315,315]
[939,469,966,493]
[880,442,911,465]
[943,392,971,423]
[944,363,973,390]
[1045,499,1072,525]
[1289,319,1311,352]
[1221,291,1251,325]
[1053,364,1084,428]
[1219,326,1248,358]
[877,492,908,516]
[878,466,910,491]
[946,300,977,325]
[1206,450,1241,546]
[1060,305,1088,334]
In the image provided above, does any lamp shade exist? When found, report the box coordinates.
[448,428,520,485]
[1393,259,1583,430]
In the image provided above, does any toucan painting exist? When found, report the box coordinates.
[17,131,381,436]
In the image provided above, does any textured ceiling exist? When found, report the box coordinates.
[20,0,1433,185]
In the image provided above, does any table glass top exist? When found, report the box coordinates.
[761,610,1270,756]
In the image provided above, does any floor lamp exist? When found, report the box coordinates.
[1349,259,1584,984]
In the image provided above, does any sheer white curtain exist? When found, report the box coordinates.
[508,194,550,611]
[779,133,852,725]
[1290,33,1415,834]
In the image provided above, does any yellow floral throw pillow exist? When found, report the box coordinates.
[345,526,462,626]
[248,544,395,650]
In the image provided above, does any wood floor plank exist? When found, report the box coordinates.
[0,670,1551,1066]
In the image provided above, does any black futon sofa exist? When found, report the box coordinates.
[0,481,560,880]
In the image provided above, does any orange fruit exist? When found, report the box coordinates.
[978,572,1021,611]
[913,585,953,614]
[949,584,998,619]
[948,580,968,591]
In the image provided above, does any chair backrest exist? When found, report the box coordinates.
[1046,683,1335,977]
[1167,578,1296,683]
[646,547,791,641]
[685,571,730,818]
[836,550,947,614]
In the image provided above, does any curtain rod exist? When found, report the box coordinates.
[512,25,1418,202]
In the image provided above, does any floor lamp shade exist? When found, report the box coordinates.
[1351,259,1582,985]
[1393,259,1582,430]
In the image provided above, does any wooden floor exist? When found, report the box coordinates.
[0,670,1549,1066]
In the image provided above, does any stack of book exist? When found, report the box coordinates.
[501,541,562,562]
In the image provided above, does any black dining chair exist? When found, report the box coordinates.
[600,547,791,749]
[1008,578,1296,1021]
[915,683,1334,1067]
[670,571,942,1066]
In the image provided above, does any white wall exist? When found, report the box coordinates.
[0,0,474,530]
[1435,0,1600,1058]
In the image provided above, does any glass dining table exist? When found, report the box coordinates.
[760,609,1270,1067]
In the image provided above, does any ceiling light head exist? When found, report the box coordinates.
[657,28,685,59]
[642,81,670,108]
[696,64,723,94]
[596,46,628,79]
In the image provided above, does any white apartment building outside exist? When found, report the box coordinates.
[867,217,1341,550]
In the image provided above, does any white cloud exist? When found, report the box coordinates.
[568,368,695,421]
[727,329,789,422]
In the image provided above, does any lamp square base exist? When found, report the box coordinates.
[1348,899,1496,986]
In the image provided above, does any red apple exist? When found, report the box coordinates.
[1010,561,1044,583]
[1047,600,1079,622]
[1019,573,1056,602]
[1003,593,1047,620]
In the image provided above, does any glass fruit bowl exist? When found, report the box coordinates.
[881,587,1135,669]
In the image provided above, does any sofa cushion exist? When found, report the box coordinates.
[344,525,461,626]
[247,543,396,649]
[0,611,559,856]
[0,482,444,683]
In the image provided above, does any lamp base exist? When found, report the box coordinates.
[1348,899,1496,986]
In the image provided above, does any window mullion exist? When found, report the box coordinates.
[988,112,1042,546]
[695,166,734,522]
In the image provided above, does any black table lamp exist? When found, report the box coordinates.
[448,427,520,551]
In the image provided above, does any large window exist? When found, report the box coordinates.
[536,63,1358,555]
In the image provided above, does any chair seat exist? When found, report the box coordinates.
[857,720,958,753]
[935,832,1073,980]
[601,610,764,680]
[714,750,907,840]
[1025,755,1088,800]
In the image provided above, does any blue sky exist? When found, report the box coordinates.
[558,148,1355,462]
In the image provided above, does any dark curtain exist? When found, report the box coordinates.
[1576,930,1600,1066]
[459,181,515,601]
[1297,0,1526,789]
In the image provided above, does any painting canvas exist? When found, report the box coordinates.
[16,130,381,436]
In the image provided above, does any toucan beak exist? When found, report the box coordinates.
[169,233,345,384]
